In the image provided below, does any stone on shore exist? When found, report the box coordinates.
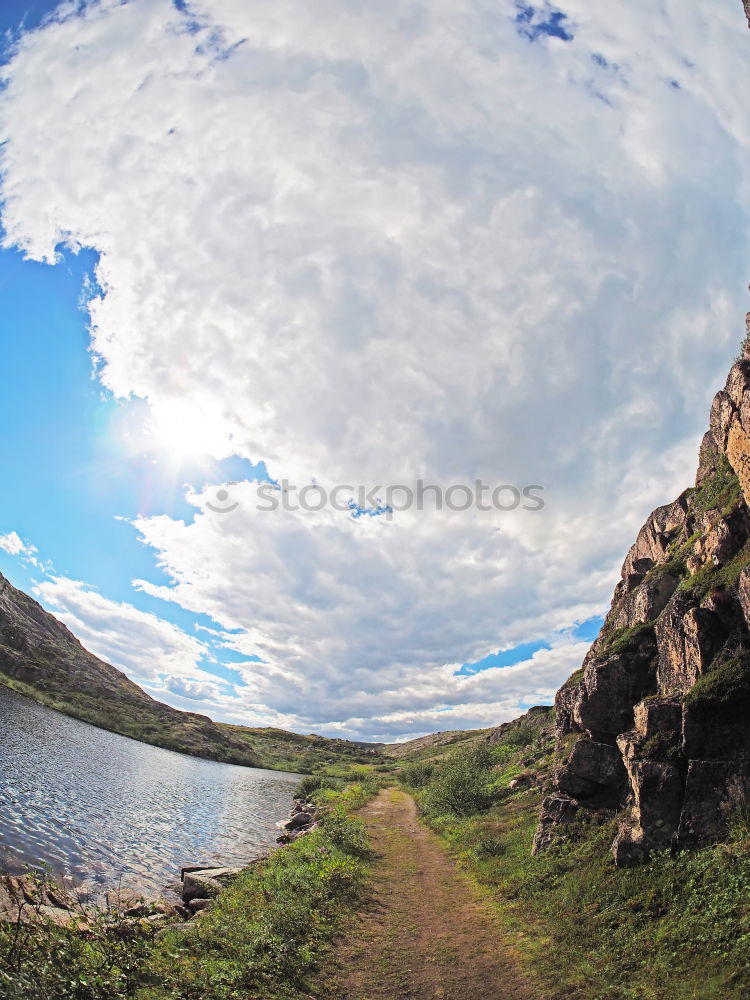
[181,867,240,904]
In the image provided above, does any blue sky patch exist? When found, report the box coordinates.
[456,614,603,677]
[515,3,574,43]
[592,53,618,72]
[348,499,393,520]
[457,638,552,676]
[0,242,269,661]
[570,616,604,642]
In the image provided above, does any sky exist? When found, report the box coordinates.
[0,0,748,742]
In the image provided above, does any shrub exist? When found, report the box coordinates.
[684,653,750,714]
[601,621,655,657]
[399,760,435,789]
[296,774,336,799]
[502,722,537,749]
[0,877,156,1000]
[422,744,495,817]
[319,811,370,857]
[679,541,750,601]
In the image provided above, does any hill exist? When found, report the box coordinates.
[222,725,384,772]
[0,570,383,772]
[382,728,490,760]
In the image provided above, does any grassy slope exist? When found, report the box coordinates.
[223,724,385,773]
[398,717,750,1000]
[382,727,491,760]
[1,669,389,773]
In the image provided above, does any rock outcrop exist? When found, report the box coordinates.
[535,345,750,864]
[487,705,554,744]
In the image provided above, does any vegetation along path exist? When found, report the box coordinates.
[318,787,537,1000]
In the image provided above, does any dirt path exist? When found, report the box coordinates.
[317,787,538,1000]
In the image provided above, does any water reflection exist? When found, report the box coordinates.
[0,686,300,895]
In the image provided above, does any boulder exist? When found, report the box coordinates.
[286,811,315,829]
[181,867,240,904]
[611,736,685,866]
[573,632,658,740]
[632,696,682,741]
[608,573,679,632]
[187,897,212,914]
[532,794,580,854]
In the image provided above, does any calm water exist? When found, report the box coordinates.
[0,687,300,896]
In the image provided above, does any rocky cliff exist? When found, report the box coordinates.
[535,325,750,864]
[0,571,261,766]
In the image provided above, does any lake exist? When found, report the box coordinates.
[0,686,301,896]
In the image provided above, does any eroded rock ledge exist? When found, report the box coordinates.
[535,339,750,865]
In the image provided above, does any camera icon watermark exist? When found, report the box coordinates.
[206,483,240,514]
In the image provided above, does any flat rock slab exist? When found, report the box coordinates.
[0,875,81,928]
[181,867,240,904]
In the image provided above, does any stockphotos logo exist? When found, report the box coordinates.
[206,480,545,518]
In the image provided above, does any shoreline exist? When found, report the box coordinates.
[0,783,316,928]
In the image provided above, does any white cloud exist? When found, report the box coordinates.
[0,0,748,738]
[0,531,39,565]
[0,532,27,556]
[33,575,211,692]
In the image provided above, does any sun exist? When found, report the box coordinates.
[116,398,231,465]
[150,401,232,462]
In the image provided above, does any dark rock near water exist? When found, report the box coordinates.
[181,867,240,904]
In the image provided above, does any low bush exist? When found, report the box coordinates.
[0,882,156,1000]
[295,773,336,799]
[684,652,750,714]
[421,744,496,818]
[690,453,742,515]
[399,760,435,789]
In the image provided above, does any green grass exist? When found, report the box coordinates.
[684,652,750,714]
[382,728,491,764]
[0,775,383,1000]
[678,540,750,601]
[0,675,384,775]
[600,621,655,657]
[690,453,742,517]
[401,726,750,1000]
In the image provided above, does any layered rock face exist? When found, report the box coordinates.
[535,350,750,864]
